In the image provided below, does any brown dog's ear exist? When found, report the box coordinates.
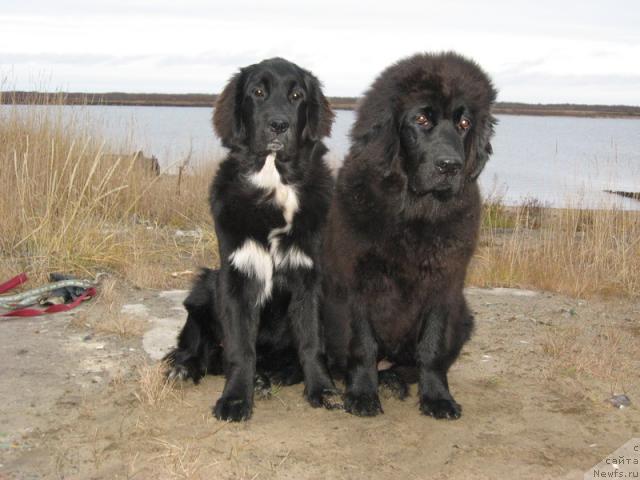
[350,90,393,145]
[350,92,402,170]
[468,113,496,181]
[302,70,334,141]
[213,69,247,148]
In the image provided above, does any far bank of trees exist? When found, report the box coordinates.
[2,91,639,118]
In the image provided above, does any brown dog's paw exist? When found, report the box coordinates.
[344,392,383,417]
[306,387,343,410]
[378,369,409,400]
[254,372,272,400]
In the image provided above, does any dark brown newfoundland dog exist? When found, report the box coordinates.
[321,52,497,418]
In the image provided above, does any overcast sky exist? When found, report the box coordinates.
[1,0,639,105]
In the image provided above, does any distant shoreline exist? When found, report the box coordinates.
[2,91,640,119]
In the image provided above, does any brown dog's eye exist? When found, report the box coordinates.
[458,117,471,130]
[290,91,303,101]
[416,114,431,126]
[253,88,265,97]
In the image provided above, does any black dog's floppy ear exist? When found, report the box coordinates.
[468,113,496,181]
[302,70,334,141]
[213,69,247,148]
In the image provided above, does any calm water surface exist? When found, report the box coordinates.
[3,105,639,209]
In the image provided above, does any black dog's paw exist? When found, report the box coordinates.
[344,392,383,417]
[306,387,344,410]
[166,364,190,381]
[165,364,203,384]
[254,372,272,400]
[163,349,204,384]
[378,370,409,400]
[268,364,304,386]
[419,397,462,420]
[213,396,253,422]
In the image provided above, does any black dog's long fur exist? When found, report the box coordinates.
[321,52,497,418]
[166,58,338,421]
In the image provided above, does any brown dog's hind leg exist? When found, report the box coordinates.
[378,367,409,400]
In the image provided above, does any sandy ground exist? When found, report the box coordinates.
[0,285,638,480]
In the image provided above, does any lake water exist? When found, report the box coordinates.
[3,104,640,209]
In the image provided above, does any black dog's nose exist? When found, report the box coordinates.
[269,119,289,134]
[435,159,462,176]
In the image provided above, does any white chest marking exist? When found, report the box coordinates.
[268,235,314,270]
[230,154,314,305]
[248,153,299,225]
[228,239,273,305]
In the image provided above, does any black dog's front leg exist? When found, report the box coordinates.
[416,306,462,419]
[213,274,261,422]
[288,277,341,410]
[344,303,382,416]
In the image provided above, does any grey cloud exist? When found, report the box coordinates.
[155,51,260,68]
[0,53,151,66]
[154,50,316,73]
[498,71,640,87]
[497,72,640,105]
[497,58,548,76]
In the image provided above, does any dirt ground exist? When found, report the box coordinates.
[0,284,638,480]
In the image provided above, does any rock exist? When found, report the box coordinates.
[607,394,631,409]
[120,304,150,316]
[142,318,184,360]
[466,287,539,297]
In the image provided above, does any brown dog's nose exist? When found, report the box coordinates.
[435,159,462,176]
[269,119,289,134]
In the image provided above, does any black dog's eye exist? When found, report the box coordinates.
[416,114,431,127]
[458,117,471,131]
[290,91,304,101]
[253,88,265,98]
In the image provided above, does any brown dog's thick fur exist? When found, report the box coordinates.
[321,52,497,418]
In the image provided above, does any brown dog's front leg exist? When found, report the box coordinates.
[416,306,462,419]
[344,302,383,416]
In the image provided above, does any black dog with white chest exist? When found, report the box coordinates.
[166,58,338,421]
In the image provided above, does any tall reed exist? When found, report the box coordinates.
[470,198,640,298]
[2,94,638,297]
[0,94,217,286]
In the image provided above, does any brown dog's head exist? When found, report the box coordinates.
[213,57,334,160]
[350,52,497,201]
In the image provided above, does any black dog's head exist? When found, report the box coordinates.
[351,52,497,201]
[213,57,334,161]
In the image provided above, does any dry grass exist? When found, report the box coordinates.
[151,439,214,480]
[541,322,638,391]
[68,276,146,337]
[134,362,180,407]
[95,313,147,338]
[0,93,218,289]
[469,198,640,298]
[2,94,639,300]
